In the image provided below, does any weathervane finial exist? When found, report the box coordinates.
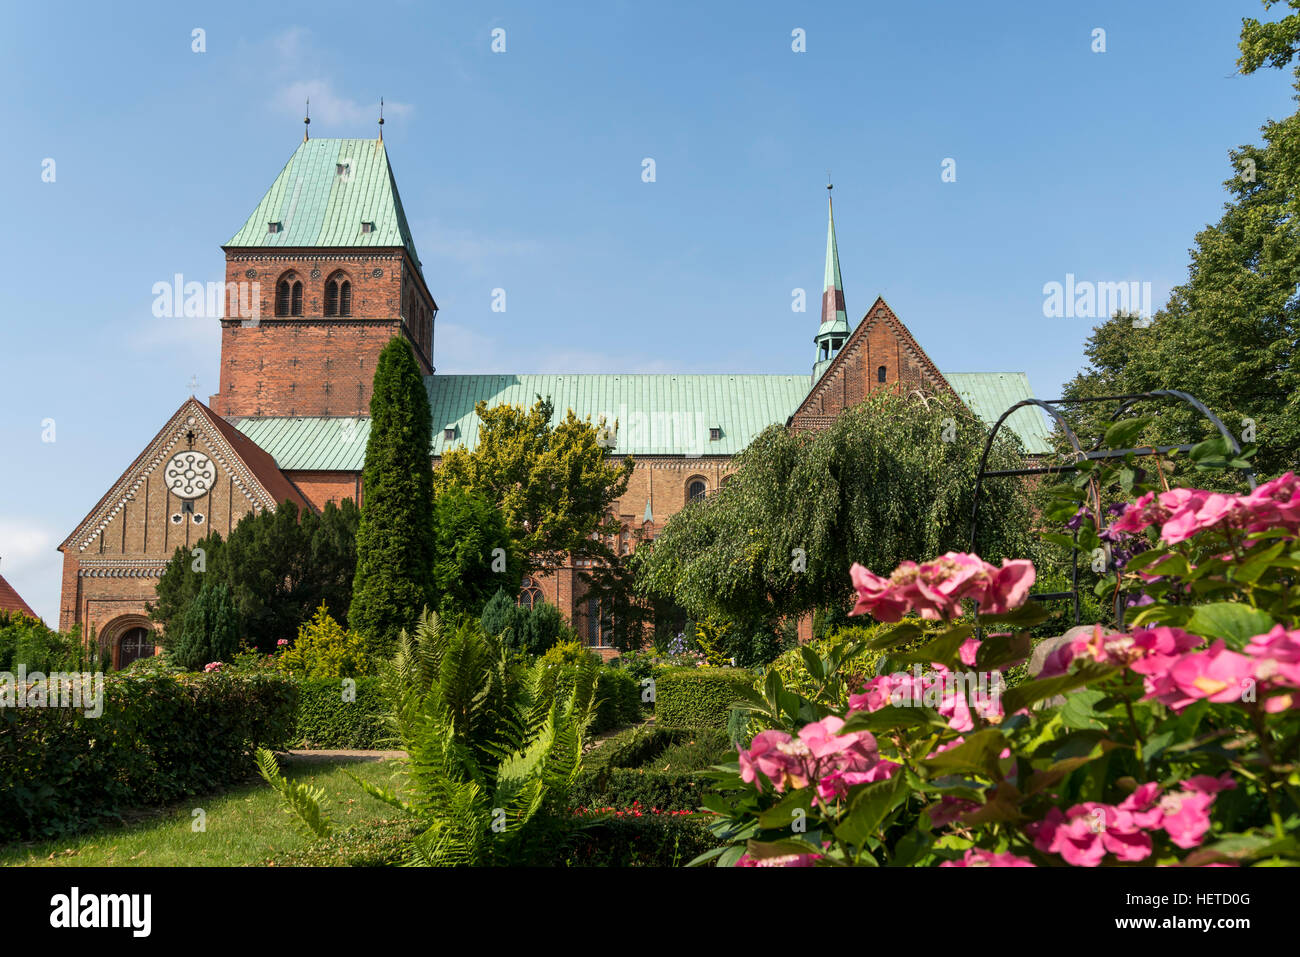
[303,97,311,142]
[378,97,384,143]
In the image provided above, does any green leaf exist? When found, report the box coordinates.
[918,729,1008,780]
[975,631,1032,671]
[865,621,926,650]
[1002,660,1116,714]
[832,773,908,848]
[1103,417,1153,450]
[838,706,944,734]
[756,787,815,830]
[1184,602,1275,649]
[890,624,973,669]
[976,601,1051,629]
[1059,688,1109,730]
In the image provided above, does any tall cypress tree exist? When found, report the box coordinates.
[349,337,436,654]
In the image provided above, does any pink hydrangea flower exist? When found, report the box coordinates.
[940,848,1035,867]
[848,553,1035,623]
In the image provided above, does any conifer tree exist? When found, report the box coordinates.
[349,337,436,654]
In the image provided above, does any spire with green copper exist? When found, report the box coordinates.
[814,185,850,382]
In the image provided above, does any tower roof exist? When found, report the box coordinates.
[225,138,423,277]
[819,193,849,338]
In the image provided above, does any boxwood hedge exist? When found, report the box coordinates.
[291,676,388,749]
[0,671,295,842]
[655,667,755,730]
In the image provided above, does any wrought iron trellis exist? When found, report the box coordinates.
[968,390,1257,629]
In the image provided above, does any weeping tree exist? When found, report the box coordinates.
[630,391,1039,640]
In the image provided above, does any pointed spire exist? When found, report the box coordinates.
[821,184,847,334]
[813,182,850,382]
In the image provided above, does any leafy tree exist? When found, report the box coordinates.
[431,485,520,618]
[167,580,240,670]
[349,337,437,654]
[630,391,1038,633]
[1056,4,1300,479]
[434,396,633,577]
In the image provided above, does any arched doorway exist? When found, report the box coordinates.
[118,628,155,668]
[101,615,156,670]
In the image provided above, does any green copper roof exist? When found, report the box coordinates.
[233,371,1053,470]
[225,138,422,274]
[946,373,1053,455]
[234,416,371,471]
[427,374,810,456]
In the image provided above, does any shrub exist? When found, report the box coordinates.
[655,667,755,730]
[0,612,104,673]
[291,676,388,749]
[278,604,375,679]
[571,769,711,812]
[563,813,716,867]
[592,667,643,733]
[481,591,576,656]
[0,671,295,842]
[167,580,240,671]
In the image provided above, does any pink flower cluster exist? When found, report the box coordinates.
[939,849,1035,867]
[1111,473,1300,545]
[203,661,224,672]
[1043,624,1300,713]
[736,852,823,867]
[738,716,900,805]
[1025,775,1235,866]
[849,662,1005,733]
[849,552,1035,622]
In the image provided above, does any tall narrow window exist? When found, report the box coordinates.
[324,280,339,316]
[687,479,707,503]
[291,281,303,316]
[339,280,351,316]
[877,365,887,383]
[275,280,290,317]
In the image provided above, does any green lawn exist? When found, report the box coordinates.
[0,756,414,867]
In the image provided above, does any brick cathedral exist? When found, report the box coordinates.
[58,136,1050,668]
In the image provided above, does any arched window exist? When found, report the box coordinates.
[324,273,352,317]
[687,479,707,503]
[276,273,303,317]
[877,365,887,383]
[518,577,542,609]
[118,627,155,668]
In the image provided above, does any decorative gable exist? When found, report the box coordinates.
[790,297,956,432]
[59,399,308,556]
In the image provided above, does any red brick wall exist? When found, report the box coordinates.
[791,301,952,431]
[286,470,362,511]
[212,248,435,418]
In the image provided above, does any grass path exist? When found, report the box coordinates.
[0,755,410,867]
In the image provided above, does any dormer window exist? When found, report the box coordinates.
[267,221,282,234]
[361,221,376,234]
[443,426,456,442]
[336,162,351,178]
[709,427,721,441]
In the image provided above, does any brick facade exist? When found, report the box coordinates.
[211,248,435,418]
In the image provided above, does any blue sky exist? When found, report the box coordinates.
[0,0,1294,623]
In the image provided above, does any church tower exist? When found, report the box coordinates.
[210,136,437,419]
[813,188,849,383]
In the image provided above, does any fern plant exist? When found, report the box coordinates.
[262,609,598,865]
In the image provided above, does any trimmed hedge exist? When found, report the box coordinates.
[593,668,643,734]
[571,767,711,812]
[0,672,295,842]
[655,667,755,730]
[292,676,388,749]
[563,814,717,867]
